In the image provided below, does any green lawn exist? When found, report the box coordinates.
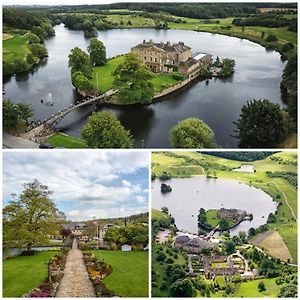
[91,250,148,297]
[3,34,29,64]
[106,14,155,28]
[3,251,58,297]
[45,133,87,148]
[233,278,280,297]
[90,55,181,93]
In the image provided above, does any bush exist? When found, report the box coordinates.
[266,34,278,42]
[20,250,36,256]
[172,71,185,80]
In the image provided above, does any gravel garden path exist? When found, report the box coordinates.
[56,239,95,297]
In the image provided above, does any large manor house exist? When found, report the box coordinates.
[131,39,212,77]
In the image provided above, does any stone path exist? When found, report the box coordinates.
[3,133,39,149]
[56,239,95,297]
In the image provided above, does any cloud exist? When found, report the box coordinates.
[3,151,149,221]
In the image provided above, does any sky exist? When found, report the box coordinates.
[3,151,149,221]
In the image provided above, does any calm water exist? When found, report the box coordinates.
[3,24,285,147]
[152,177,277,235]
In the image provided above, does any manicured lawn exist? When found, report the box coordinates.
[233,278,280,297]
[152,208,171,223]
[3,34,29,64]
[90,55,125,92]
[3,251,58,297]
[151,73,179,92]
[90,56,180,93]
[45,133,87,148]
[92,250,148,297]
[206,209,219,227]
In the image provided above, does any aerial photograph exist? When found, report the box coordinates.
[2,151,149,297]
[151,151,297,297]
[2,2,297,148]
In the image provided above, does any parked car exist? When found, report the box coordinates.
[39,143,54,149]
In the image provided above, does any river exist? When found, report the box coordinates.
[152,177,277,235]
[3,24,285,148]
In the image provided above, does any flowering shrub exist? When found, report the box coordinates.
[82,252,113,297]
[23,251,67,298]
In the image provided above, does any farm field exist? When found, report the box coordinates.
[3,251,58,297]
[92,250,148,297]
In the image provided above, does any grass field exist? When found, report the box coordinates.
[90,55,180,93]
[3,34,29,64]
[152,208,172,223]
[45,133,87,148]
[233,278,280,297]
[168,16,297,45]
[250,230,292,262]
[152,152,205,178]
[106,14,155,28]
[3,251,58,297]
[92,250,148,297]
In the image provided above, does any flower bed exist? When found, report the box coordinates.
[82,252,113,297]
[23,250,68,297]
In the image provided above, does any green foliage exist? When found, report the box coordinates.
[3,180,65,251]
[218,58,235,78]
[81,112,133,148]
[267,213,276,223]
[113,53,154,104]
[71,71,93,90]
[29,43,48,58]
[170,117,216,148]
[265,34,278,42]
[198,208,208,226]
[234,99,286,148]
[219,218,230,231]
[266,171,297,188]
[258,281,266,292]
[87,38,107,66]
[170,278,193,297]
[223,240,236,254]
[3,99,33,129]
[156,251,167,262]
[172,71,184,80]
[278,283,297,297]
[31,26,48,42]
[203,151,274,161]
[68,47,93,78]
[104,223,148,247]
[27,32,40,44]
[199,67,212,78]
[248,227,256,236]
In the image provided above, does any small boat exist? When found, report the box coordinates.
[45,92,54,106]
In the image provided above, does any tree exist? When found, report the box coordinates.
[113,53,154,104]
[219,218,230,231]
[88,38,107,66]
[223,240,236,254]
[258,282,266,292]
[3,180,65,252]
[170,278,193,297]
[278,284,297,297]
[60,228,72,240]
[3,99,33,129]
[170,117,216,148]
[27,32,40,44]
[248,227,256,237]
[29,43,48,58]
[68,47,92,78]
[31,26,47,42]
[71,71,93,90]
[266,34,278,42]
[41,23,55,36]
[234,99,286,148]
[81,112,133,148]
[156,251,166,262]
[267,212,276,223]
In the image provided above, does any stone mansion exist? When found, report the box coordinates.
[131,39,212,76]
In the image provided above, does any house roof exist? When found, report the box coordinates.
[175,235,190,245]
[63,222,86,230]
[132,40,191,54]
[185,237,216,249]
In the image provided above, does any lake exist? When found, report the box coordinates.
[151,177,277,235]
[3,24,285,148]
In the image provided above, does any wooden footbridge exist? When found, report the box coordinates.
[22,89,116,142]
